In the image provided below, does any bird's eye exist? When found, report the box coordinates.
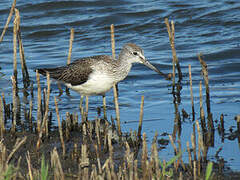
[132,52,138,56]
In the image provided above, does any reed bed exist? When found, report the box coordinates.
[1,4,239,180]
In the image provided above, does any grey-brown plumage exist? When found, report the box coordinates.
[37,43,167,96]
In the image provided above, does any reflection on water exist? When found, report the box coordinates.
[0,0,240,171]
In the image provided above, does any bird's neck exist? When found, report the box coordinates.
[114,54,132,82]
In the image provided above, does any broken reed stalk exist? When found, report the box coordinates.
[67,28,74,64]
[15,8,30,88]
[29,99,33,131]
[199,81,206,132]
[137,95,144,139]
[165,18,182,86]
[54,97,66,156]
[43,73,51,136]
[11,76,17,133]
[198,54,214,133]
[26,151,34,180]
[220,114,224,141]
[36,70,42,133]
[110,24,116,58]
[0,0,16,42]
[165,19,175,89]
[198,54,211,115]
[111,24,121,135]
[196,120,204,176]
[107,130,113,161]
[36,73,51,150]
[0,96,4,137]
[13,9,18,90]
[103,95,107,119]
[1,92,9,120]
[141,133,148,179]
[85,96,89,118]
[193,160,197,180]
[188,64,195,121]
[192,123,197,161]
[65,28,74,95]
[94,144,102,174]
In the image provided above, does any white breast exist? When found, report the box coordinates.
[66,71,115,96]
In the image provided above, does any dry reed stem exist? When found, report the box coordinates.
[36,70,42,133]
[1,92,9,120]
[6,136,27,164]
[54,97,66,156]
[67,28,74,64]
[11,76,17,133]
[26,151,33,180]
[113,85,121,135]
[94,144,102,175]
[36,73,51,150]
[13,10,18,87]
[199,81,206,132]
[152,137,160,178]
[95,119,101,150]
[51,147,65,180]
[103,95,107,119]
[188,64,195,121]
[110,24,121,136]
[169,135,178,155]
[80,143,89,168]
[29,99,33,131]
[193,160,197,180]
[0,0,16,42]
[0,96,4,137]
[198,54,211,115]
[165,18,182,85]
[65,28,75,95]
[44,73,51,136]
[125,142,133,179]
[192,124,197,162]
[196,120,203,176]
[137,95,144,139]
[0,139,7,168]
[65,112,70,140]
[108,131,113,160]
[85,96,89,117]
[110,24,116,58]
[165,19,176,88]
[141,133,148,179]
[15,8,30,88]
[220,114,224,133]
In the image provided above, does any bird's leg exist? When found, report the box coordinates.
[102,94,107,119]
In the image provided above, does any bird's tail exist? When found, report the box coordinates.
[36,67,65,80]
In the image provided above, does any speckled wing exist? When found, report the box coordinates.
[37,58,93,86]
[58,59,93,85]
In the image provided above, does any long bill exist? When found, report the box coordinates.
[142,59,172,80]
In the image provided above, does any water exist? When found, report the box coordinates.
[0,0,240,171]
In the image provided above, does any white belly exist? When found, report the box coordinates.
[66,71,115,96]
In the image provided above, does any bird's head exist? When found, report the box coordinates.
[120,43,164,76]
